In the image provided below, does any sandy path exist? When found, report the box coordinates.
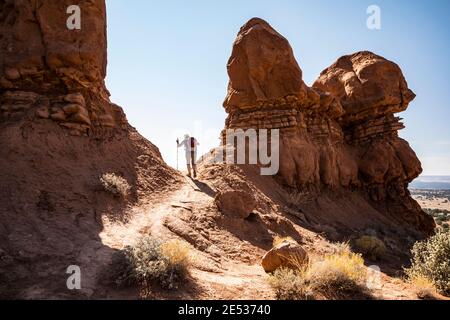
[95,177,436,300]
[98,177,274,299]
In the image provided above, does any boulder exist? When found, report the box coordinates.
[261,239,309,273]
[215,190,256,219]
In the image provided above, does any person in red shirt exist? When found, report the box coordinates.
[177,134,200,178]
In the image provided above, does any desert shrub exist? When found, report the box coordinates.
[307,245,370,299]
[113,236,191,290]
[443,223,449,230]
[100,173,131,197]
[354,235,387,260]
[268,268,312,300]
[405,231,450,296]
[425,208,450,215]
[268,243,371,300]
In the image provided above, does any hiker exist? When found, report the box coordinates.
[177,134,200,178]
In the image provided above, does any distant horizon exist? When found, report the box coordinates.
[410,175,450,190]
[416,175,450,177]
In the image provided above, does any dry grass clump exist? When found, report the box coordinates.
[354,235,387,260]
[112,236,191,290]
[272,236,295,247]
[405,231,450,297]
[308,244,370,299]
[160,239,191,266]
[408,275,439,300]
[268,243,372,300]
[100,173,131,197]
[268,267,312,300]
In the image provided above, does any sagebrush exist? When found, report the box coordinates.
[112,237,191,290]
[100,173,131,197]
[405,231,450,296]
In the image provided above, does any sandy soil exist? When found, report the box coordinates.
[413,196,450,211]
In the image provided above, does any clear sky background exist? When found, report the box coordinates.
[105,0,450,175]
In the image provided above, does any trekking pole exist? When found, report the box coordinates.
[176,139,179,171]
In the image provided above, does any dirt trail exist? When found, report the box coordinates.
[96,175,429,300]
[99,176,274,299]
[100,182,190,248]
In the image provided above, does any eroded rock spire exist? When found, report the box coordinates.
[223,18,434,234]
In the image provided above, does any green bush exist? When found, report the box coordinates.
[405,231,450,296]
[113,236,191,290]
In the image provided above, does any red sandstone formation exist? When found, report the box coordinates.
[0,0,179,298]
[222,18,434,235]
[224,19,318,113]
[0,0,125,135]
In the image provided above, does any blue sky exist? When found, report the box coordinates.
[105,0,450,175]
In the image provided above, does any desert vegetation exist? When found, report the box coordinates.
[268,243,372,300]
[100,173,131,197]
[353,235,387,260]
[424,208,450,229]
[405,230,450,296]
[112,236,192,291]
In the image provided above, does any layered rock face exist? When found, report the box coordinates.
[0,0,125,135]
[223,18,434,235]
[0,1,179,298]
